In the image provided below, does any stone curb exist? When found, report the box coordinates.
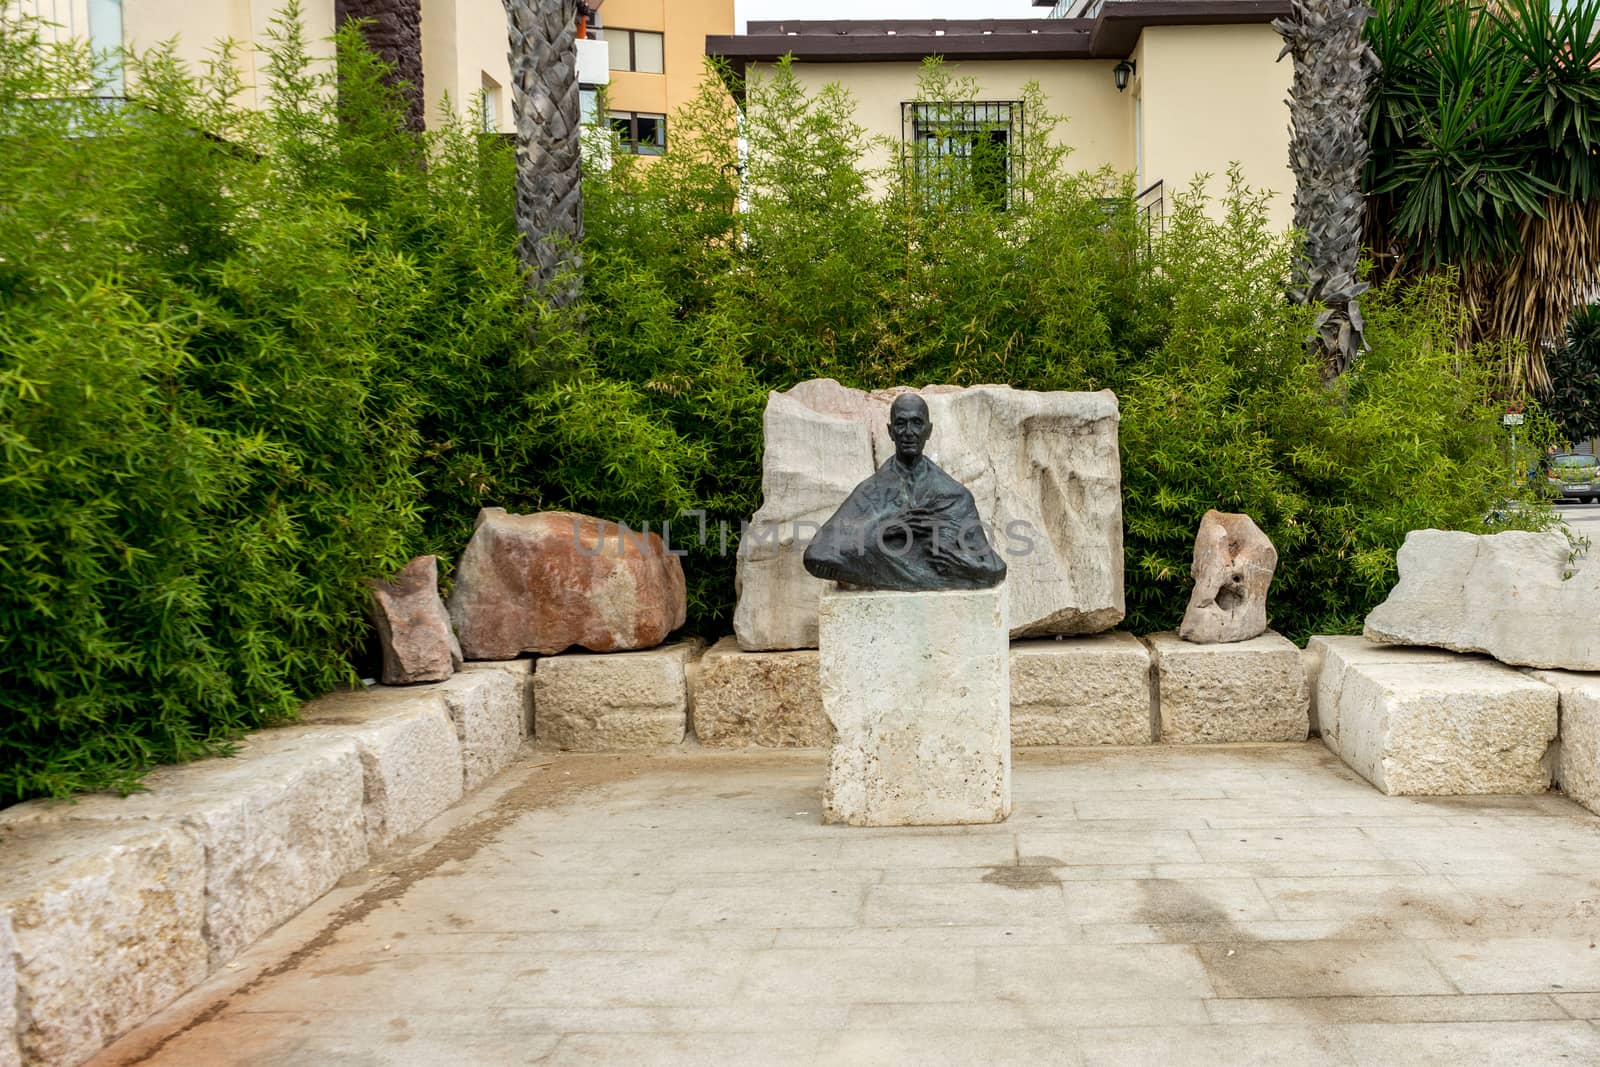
[0,662,532,1067]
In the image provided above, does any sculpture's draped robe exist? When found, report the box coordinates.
[803,455,1007,591]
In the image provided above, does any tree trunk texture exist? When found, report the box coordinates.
[1275,0,1378,379]
[504,0,583,307]
[1462,197,1600,396]
[336,0,425,133]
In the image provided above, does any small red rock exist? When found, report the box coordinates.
[447,509,687,659]
[368,555,462,684]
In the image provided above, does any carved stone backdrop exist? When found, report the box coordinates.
[735,379,1125,650]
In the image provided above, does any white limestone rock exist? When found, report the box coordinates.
[438,664,529,791]
[820,585,1011,826]
[1526,669,1600,817]
[0,821,207,1067]
[735,379,1124,649]
[692,638,828,747]
[1010,633,1153,745]
[1316,638,1558,794]
[1147,631,1310,743]
[534,640,702,751]
[295,688,465,851]
[734,381,878,652]
[1307,636,1460,751]
[0,731,367,970]
[0,913,16,1067]
[1178,510,1277,644]
[1365,529,1600,670]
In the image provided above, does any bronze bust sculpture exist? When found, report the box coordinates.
[802,394,1007,591]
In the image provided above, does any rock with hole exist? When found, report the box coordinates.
[1178,510,1277,644]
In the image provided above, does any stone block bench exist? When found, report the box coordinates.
[1146,631,1310,743]
[1526,668,1600,817]
[1313,636,1558,795]
[0,662,531,1067]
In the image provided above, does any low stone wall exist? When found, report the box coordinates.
[0,662,531,1067]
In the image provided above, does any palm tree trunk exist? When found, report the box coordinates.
[1275,0,1379,378]
[336,0,425,133]
[504,0,583,307]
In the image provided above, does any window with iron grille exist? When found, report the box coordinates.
[902,101,1023,211]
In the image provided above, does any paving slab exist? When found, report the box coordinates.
[86,743,1600,1067]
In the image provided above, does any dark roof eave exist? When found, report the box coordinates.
[708,1,1290,66]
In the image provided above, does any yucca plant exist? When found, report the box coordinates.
[1365,0,1600,393]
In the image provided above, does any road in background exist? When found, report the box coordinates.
[1557,501,1600,546]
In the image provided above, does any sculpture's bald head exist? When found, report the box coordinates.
[888,393,932,464]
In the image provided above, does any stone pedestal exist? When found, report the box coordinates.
[819,585,1011,826]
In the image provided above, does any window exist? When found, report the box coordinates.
[480,73,501,133]
[609,111,666,155]
[596,28,664,74]
[903,101,1022,211]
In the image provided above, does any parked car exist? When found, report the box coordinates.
[1545,452,1600,503]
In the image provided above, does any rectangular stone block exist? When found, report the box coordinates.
[820,585,1010,826]
[692,638,827,747]
[0,822,207,1067]
[1320,644,1558,795]
[534,640,701,751]
[459,658,536,736]
[440,664,530,791]
[0,730,367,970]
[296,688,465,851]
[1010,633,1153,745]
[1526,669,1600,816]
[1148,631,1310,743]
[1308,635,1460,750]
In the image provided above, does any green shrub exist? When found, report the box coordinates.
[0,22,1550,801]
[1548,304,1600,446]
[581,58,1554,642]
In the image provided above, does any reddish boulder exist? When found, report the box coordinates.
[368,555,462,684]
[448,509,687,659]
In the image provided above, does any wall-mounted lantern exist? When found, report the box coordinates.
[1113,59,1135,92]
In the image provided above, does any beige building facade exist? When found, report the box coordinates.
[592,0,732,155]
[11,0,615,136]
[709,3,1295,232]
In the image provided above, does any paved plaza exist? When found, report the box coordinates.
[92,744,1600,1066]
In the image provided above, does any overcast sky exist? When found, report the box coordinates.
[736,0,1044,32]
